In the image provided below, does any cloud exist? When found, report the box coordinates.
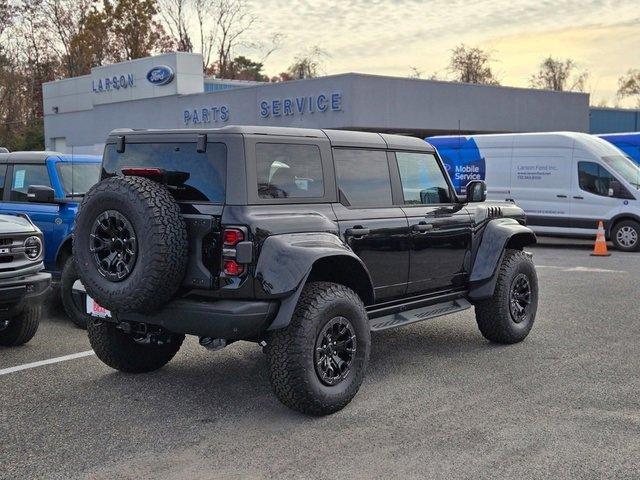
[239,0,640,105]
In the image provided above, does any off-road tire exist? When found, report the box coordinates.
[0,302,41,347]
[60,257,91,329]
[611,220,640,252]
[87,320,184,373]
[475,249,538,344]
[74,175,188,313]
[266,282,370,416]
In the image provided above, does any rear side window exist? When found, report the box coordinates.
[396,152,452,204]
[10,164,52,202]
[0,164,6,198]
[256,143,324,199]
[103,143,227,202]
[334,149,392,207]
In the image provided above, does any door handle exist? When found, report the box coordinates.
[573,196,584,200]
[346,226,370,237]
[557,194,567,198]
[412,223,434,233]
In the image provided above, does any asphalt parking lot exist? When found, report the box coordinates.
[1,238,639,480]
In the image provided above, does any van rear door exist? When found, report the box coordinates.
[509,140,574,234]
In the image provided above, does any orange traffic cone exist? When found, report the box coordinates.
[591,221,610,257]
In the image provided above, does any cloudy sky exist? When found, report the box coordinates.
[242,0,640,106]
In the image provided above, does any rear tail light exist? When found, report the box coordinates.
[223,228,244,246]
[221,227,248,277]
[121,167,165,179]
[223,259,244,276]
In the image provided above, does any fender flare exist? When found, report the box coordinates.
[254,232,374,331]
[468,218,537,301]
[55,234,74,268]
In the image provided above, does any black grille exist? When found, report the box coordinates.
[0,238,11,247]
[0,256,13,263]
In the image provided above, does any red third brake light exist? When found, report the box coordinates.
[223,228,244,246]
[223,259,244,276]
[121,167,165,179]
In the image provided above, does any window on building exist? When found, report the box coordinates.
[396,152,452,205]
[10,165,52,202]
[334,149,393,207]
[578,161,617,197]
[256,143,324,199]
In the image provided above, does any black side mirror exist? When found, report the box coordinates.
[27,185,56,203]
[466,180,487,203]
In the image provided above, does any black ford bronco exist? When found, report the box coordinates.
[74,126,538,415]
[0,214,50,346]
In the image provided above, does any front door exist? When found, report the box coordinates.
[332,148,410,301]
[394,150,472,293]
[0,163,60,267]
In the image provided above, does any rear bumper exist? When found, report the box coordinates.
[74,288,279,340]
[0,272,51,306]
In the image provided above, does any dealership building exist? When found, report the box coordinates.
[42,52,635,154]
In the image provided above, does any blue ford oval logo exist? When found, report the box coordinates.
[147,65,174,86]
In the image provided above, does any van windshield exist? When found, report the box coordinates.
[602,155,640,189]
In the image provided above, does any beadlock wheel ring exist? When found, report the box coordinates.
[90,210,138,282]
[314,316,357,386]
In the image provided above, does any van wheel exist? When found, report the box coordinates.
[60,257,91,329]
[611,220,640,252]
[266,282,370,416]
[0,303,41,347]
[475,249,538,344]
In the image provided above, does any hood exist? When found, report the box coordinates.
[0,214,39,235]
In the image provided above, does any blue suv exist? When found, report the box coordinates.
[0,151,101,327]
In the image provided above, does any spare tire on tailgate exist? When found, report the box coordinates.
[74,175,188,313]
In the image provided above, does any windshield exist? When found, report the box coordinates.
[56,163,102,196]
[602,155,640,189]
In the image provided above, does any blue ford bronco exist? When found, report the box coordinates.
[0,151,101,327]
[74,126,538,415]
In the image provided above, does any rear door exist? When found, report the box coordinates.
[394,150,472,293]
[332,148,410,301]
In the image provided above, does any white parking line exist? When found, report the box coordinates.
[537,265,627,274]
[0,350,95,376]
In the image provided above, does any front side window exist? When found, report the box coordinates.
[103,142,227,202]
[57,163,102,197]
[10,164,52,201]
[256,143,324,199]
[396,152,452,204]
[578,161,618,197]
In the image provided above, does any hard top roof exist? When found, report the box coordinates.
[107,126,434,152]
[0,151,101,164]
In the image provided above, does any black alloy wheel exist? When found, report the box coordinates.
[314,316,357,386]
[90,210,138,281]
[509,273,532,324]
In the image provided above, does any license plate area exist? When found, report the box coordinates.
[86,295,111,318]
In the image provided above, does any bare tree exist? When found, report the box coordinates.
[530,56,588,92]
[617,69,640,107]
[287,46,327,80]
[448,44,500,85]
[159,0,193,52]
[40,0,93,77]
[408,66,422,79]
[213,0,255,77]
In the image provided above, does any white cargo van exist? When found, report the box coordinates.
[427,132,640,251]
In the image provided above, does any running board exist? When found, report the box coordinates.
[369,298,472,332]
